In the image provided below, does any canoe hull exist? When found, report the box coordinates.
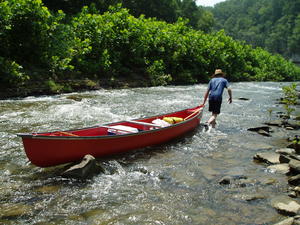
[19,106,203,167]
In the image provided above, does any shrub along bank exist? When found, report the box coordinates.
[0,0,299,98]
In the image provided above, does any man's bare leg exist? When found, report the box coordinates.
[208,113,218,128]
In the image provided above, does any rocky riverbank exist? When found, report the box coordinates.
[221,95,300,224]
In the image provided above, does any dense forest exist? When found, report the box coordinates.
[0,0,299,98]
[211,0,300,58]
[42,0,215,32]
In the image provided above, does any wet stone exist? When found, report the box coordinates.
[288,191,297,198]
[66,95,83,101]
[248,126,272,136]
[264,120,283,127]
[238,97,250,101]
[276,148,296,155]
[272,199,300,216]
[273,217,294,225]
[258,129,271,136]
[248,126,271,133]
[219,176,232,185]
[267,164,290,174]
[253,152,280,164]
[285,121,300,129]
[288,174,300,186]
[289,160,300,174]
[233,193,266,202]
[279,155,292,164]
[293,186,300,193]
[288,143,300,153]
[260,177,277,185]
[62,154,104,179]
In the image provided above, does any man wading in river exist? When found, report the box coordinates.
[202,69,232,128]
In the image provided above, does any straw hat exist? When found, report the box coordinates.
[213,69,224,76]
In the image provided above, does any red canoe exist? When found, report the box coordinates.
[18,105,204,167]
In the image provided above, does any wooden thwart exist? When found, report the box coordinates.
[57,131,79,136]
[184,108,202,120]
[126,120,163,127]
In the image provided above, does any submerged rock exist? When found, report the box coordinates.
[62,154,104,179]
[248,126,271,132]
[66,95,83,101]
[248,126,272,137]
[285,121,300,130]
[219,176,232,185]
[238,97,250,101]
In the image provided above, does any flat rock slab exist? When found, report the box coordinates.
[273,218,294,225]
[264,120,283,127]
[248,126,271,132]
[267,164,290,174]
[254,152,280,164]
[275,148,296,155]
[273,201,300,216]
[248,126,272,136]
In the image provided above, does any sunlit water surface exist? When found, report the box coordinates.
[0,82,294,224]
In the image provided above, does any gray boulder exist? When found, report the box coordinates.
[253,152,280,164]
[62,154,104,179]
[271,196,300,216]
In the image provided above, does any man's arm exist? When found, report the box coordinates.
[203,89,209,105]
[227,88,232,103]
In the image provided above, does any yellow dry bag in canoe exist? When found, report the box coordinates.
[163,117,183,124]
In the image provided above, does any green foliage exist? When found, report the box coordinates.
[0,0,52,64]
[0,0,299,96]
[281,83,298,119]
[212,0,300,58]
[293,136,300,145]
[146,60,172,86]
[42,0,214,32]
[0,57,29,86]
[45,79,64,93]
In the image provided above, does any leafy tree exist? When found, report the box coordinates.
[0,0,299,96]
[211,0,300,58]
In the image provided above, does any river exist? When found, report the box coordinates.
[0,82,294,224]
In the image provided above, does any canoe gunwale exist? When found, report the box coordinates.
[17,105,203,140]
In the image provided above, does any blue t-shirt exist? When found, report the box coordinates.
[208,77,229,101]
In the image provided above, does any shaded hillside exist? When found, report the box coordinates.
[211,0,300,58]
